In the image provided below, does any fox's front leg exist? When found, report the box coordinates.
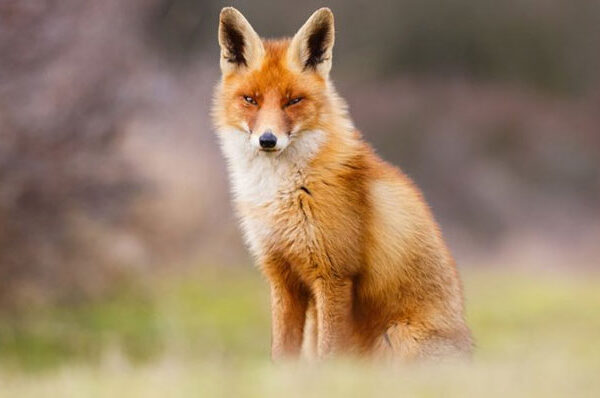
[313,277,354,359]
[269,277,308,361]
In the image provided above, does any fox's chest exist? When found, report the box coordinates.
[237,185,314,259]
[220,128,328,260]
[226,155,313,258]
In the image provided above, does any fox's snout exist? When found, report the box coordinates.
[258,131,277,149]
[250,129,289,152]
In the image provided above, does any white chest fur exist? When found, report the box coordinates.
[218,129,325,256]
[219,129,325,205]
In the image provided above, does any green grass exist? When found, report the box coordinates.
[0,269,271,370]
[0,267,599,397]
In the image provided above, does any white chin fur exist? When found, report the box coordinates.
[218,128,326,205]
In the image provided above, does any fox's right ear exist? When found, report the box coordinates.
[218,7,264,75]
[288,8,335,78]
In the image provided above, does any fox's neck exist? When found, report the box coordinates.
[220,123,356,206]
[220,82,356,205]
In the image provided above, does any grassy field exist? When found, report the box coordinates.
[0,266,599,397]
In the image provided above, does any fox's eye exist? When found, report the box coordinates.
[243,95,257,105]
[286,97,303,107]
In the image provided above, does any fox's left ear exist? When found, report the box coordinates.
[288,8,335,77]
[218,7,265,75]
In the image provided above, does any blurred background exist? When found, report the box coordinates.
[0,1,599,395]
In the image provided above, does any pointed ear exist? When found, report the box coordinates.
[218,7,265,74]
[288,8,335,77]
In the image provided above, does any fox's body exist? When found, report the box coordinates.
[214,8,472,361]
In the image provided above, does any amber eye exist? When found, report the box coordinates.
[286,97,303,107]
[243,95,257,105]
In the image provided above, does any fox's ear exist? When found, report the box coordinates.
[288,8,335,77]
[218,7,264,74]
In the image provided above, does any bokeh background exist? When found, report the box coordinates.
[1,1,599,396]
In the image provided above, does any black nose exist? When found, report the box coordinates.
[259,132,277,149]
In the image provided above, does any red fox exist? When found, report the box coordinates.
[213,7,472,362]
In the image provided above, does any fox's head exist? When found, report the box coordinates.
[213,7,350,156]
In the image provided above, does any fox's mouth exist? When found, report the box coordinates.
[259,148,279,153]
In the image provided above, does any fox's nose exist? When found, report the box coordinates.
[259,131,277,149]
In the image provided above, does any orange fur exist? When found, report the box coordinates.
[213,7,472,362]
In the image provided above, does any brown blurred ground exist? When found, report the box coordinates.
[0,0,599,306]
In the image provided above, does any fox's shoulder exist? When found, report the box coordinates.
[306,131,430,214]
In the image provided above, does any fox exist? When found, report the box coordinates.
[213,7,473,362]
